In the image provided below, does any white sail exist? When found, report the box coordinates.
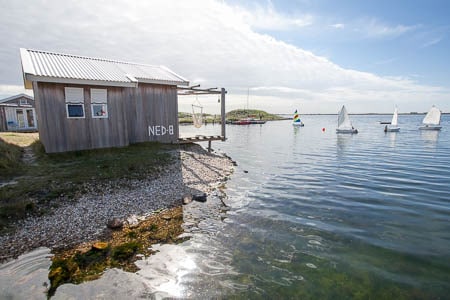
[391,107,398,126]
[337,105,352,130]
[422,106,441,125]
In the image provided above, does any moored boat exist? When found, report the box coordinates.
[229,117,266,125]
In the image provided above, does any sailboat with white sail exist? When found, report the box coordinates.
[384,107,400,132]
[292,109,304,127]
[419,105,442,130]
[336,105,358,134]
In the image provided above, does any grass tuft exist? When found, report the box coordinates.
[0,138,23,178]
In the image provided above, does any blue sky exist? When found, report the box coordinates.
[231,0,450,86]
[1,0,449,114]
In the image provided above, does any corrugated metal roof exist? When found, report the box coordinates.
[20,48,189,89]
[0,93,34,103]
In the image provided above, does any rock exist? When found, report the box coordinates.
[106,218,123,229]
[182,194,193,205]
[193,193,207,202]
[161,214,172,221]
[92,242,109,250]
[243,170,248,173]
[127,215,139,227]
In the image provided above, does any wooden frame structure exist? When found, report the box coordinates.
[177,85,226,151]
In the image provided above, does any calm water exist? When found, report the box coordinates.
[1,114,450,299]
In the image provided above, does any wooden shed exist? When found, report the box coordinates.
[20,48,195,153]
[0,93,37,132]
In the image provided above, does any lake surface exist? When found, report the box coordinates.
[1,114,449,299]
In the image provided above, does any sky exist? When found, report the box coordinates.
[1,0,449,114]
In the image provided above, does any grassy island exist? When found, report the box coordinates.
[225,109,286,121]
[178,109,286,124]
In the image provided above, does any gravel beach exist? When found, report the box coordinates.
[0,144,234,262]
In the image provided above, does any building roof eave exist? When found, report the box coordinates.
[25,74,139,88]
[20,48,191,89]
[0,93,34,103]
[137,78,189,87]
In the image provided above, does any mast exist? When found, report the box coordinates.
[247,88,249,112]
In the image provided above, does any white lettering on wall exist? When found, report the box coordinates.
[149,125,174,136]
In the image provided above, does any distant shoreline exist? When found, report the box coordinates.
[277,112,450,116]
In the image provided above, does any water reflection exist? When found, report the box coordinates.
[385,130,398,147]
[0,247,52,299]
[420,130,439,148]
[336,134,352,153]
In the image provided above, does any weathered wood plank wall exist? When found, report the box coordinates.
[0,108,7,131]
[34,82,178,153]
[125,84,179,144]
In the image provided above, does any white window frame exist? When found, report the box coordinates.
[19,98,28,105]
[65,87,85,119]
[90,88,108,119]
[66,103,85,119]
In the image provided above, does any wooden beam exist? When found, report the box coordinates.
[177,85,226,95]
[221,88,226,140]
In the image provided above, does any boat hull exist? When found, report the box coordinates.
[336,128,358,134]
[385,127,400,132]
[292,122,304,127]
[229,119,266,125]
[419,125,441,130]
[250,120,266,124]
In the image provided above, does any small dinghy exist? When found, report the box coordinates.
[336,105,358,134]
[384,107,400,132]
[292,109,304,127]
[419,106,442,130]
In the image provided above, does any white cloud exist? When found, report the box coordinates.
[0,85,33,100]
[232,2,313,31]
[0,0,448,114]
[358,18,420,38]
[422,37,442,48]
[331,23,345,29]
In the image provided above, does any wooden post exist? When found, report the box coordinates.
[221,88,226,140]
[208,140,212,152]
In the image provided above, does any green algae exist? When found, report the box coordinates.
[111,241,141,261]
[226,234,448,300]
[47,206,186,298]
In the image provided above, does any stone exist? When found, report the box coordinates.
[127,215,139,227]
[193,193,207,202]
[161,214,172,221]
[182,194,193,205]
[92,242,109,250]
[106,218,123,229]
